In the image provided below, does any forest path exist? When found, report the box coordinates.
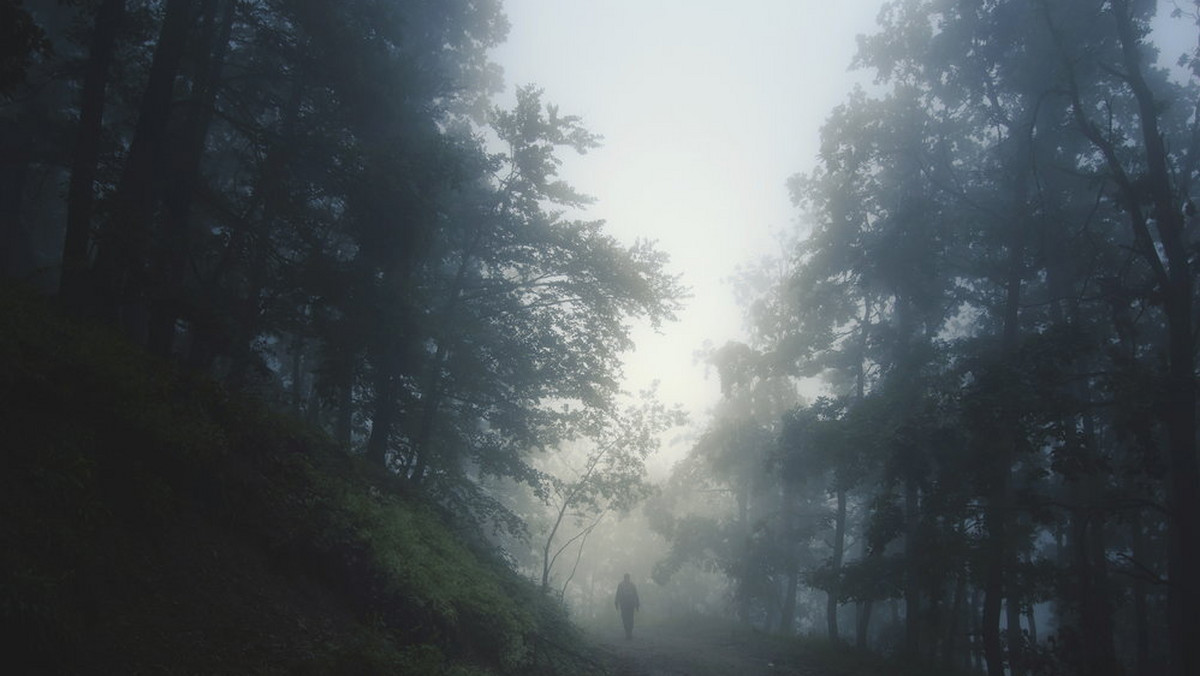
[587,616,836,676]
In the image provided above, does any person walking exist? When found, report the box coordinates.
[614,572,640,639]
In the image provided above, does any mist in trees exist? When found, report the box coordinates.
[645,3,1200,676]
[5,1,1200,675]
[2,0,682,593]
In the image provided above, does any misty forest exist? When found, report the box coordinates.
[3,0,1200,675]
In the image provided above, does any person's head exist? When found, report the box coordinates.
[623,573,631,582]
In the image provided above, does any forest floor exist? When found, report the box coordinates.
[586,613,948,676]
[588,615,839,676]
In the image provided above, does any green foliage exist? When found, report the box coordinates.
[662,2,1195,671]
[0,0,50,95]
[0,284,602,675]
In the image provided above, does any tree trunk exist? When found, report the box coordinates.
[981,499,1006,676]
[61,0,125,310]
[1024,603,1037,645]
[93,0,196,337]
[903,474,920,657]
[826,485,846,640]
[856,537,881,650]
[334,376,353,447]
[943,570,966,669]
[971,589,986,673]
[981,97,1035,676]
[226,82,304,388]
[1006,593,1024,676]
[0,123,31,279]
[147,0,233,356]
[981,254,1021,676]
[736,476,751,623]
[1132,511,1150,676]
[779,478,799,635]
[365,359,397,467]
[1067,503,1118,676]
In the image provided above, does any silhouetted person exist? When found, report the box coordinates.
[614,572,639,639]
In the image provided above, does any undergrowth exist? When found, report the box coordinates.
[0,283,602,675]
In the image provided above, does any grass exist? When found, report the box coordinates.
[0,283,600,675]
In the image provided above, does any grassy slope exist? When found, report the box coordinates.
[0,284,600,675]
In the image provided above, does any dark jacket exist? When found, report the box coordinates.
[615,579,639,612]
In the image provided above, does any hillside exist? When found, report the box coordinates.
[0,284,602,675]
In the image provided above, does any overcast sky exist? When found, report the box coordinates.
[492,1,885,446]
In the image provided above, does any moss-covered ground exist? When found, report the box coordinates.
[0,283,603,675]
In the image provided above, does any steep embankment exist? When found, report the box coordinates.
[0,284,600,675]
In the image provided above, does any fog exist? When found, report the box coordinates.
[492,3,1200,674]
[6,0,1200,673]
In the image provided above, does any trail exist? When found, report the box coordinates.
[588,616,835,676]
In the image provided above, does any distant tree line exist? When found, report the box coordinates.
[1,0,681,534]
[651,2,1200,676]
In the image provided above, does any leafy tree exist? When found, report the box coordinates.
[537,388,685,594]
[662,3,1200,676]
[5,0,687,579]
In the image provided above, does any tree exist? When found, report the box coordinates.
[6,0,688,563]
[1046,4,1200,672]
[537,389,685,594]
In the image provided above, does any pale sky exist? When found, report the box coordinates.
[492,1,886,464]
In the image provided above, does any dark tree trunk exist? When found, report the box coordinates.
[1067,502,1119,676]
[61,0,125,310]
[981,499,1006,676]
[334,376,353,447]
[226,81,304,388]
[405,226,484,479]
[365,361,397,468]
[289,333,307,416]
[856,539,881,650]
[943,569,966,670]
[970,589,984,673]
[1006,593,1024,676]
[981,99,1035,676]
[903,475,919,657]
[92,0,196,337]
[0,125,30,279]
[147,0,234,356]
[981,254,1021,676]
[1132,511,1151,676]
[779,479,799,635]
[826,485,846,640]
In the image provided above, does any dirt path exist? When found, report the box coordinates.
[588,617,834,676]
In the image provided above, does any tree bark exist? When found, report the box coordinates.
[92,0,196,337]
[365,355,397,467]
[61,0,125,310]
[943,569,966,669]
[147,0,233,356]
[826,485,846,640]
[779,478,799,635]
[1006,592,1024,676]
[903,474,920,657]
[1131,511,1150,676]
[856,538,881,650]
[981,97,1036,676]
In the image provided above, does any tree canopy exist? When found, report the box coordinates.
[3,0,682,538]
[652,2,1200,675]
